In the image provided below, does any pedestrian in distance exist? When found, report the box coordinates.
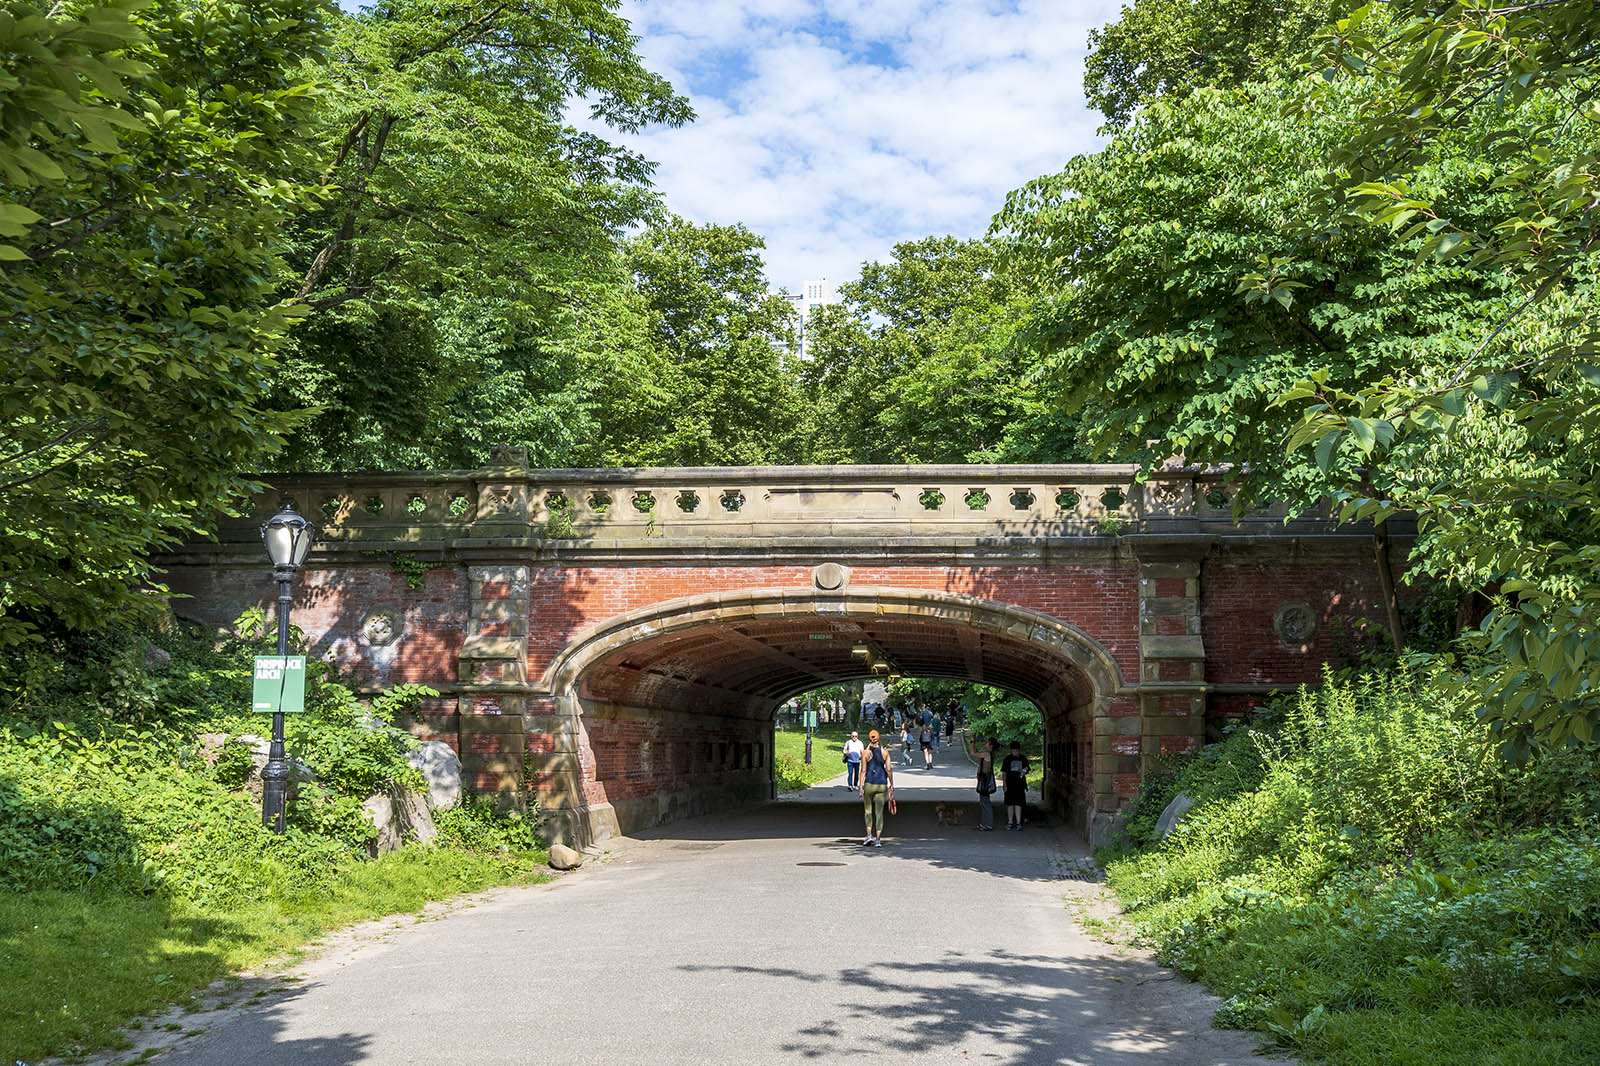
[900,722,914,764]
[932,713,942,750]
[974,736,997,831]
[858,729,894,846]
[919,723,935,769]
[843,730,864,789]
[945,713,955,744]
[1001,741,1030,830]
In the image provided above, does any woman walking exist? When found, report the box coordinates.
[858,730,894,846]
[919,723,935,769]
[975,736,996,831]
[1000,741,1030,830]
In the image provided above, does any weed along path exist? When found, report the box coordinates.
[134,747,1279,1066]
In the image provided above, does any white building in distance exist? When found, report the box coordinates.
[783,278,838,359]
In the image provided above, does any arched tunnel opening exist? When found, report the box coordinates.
[541,588,1121,845]
[774,677,1048,820]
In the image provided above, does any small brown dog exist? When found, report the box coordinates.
[935,802,965,826]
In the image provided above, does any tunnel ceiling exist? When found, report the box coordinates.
[578,615,1092,712]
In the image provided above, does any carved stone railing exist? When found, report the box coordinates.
[216,455,1327,547]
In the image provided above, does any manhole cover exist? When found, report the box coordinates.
[796,861,847,867]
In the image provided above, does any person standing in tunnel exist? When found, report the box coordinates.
[859,729,894,846]
[1001,741,1031,830]
[975,736,997,831]
[843,731,864,789]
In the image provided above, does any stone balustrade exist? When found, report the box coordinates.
[222,457,1324,547]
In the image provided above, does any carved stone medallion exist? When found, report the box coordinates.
[1274,601,1317,645]
[361,607,402,647]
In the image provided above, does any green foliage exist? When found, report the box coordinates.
[1085,0,1339,126]
[0,0,329,646]
[1264,2,1600,750]
[0,609,545,1060]
[273,0,692,471]
[796,236,1081,464]
[434,792,540,853]
[886,677,1042,749]
[1106,672,1600,1063]
[587,215,802,465]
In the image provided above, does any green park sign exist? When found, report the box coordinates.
[252,656,307,715]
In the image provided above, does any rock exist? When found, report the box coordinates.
[362,785,437,856]
[231,734,316,800]
[406,741,462,811]
[143,645,172,671]
[548,844,584,871]
[1154,792,1197,839]
[195,732,229,766]
[395,788,437,846]
[363,792,402,855]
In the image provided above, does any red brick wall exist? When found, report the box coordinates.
[167,564,469,688]
[1201,560,1390,685]
[524,563,1143,681]
[577,712,770,807]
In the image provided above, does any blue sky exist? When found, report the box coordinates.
[610,0,1118,290]
[340,0,1118,291]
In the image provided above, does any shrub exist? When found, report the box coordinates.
[1104,669,1600,1063]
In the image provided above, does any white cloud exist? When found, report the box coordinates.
[608,0,1117,291]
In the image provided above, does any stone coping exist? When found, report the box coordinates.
[249,462,1229,483]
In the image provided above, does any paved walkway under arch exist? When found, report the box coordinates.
[139,742,1278,1066]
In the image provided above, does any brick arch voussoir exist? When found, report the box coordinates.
[539,585,1128,703]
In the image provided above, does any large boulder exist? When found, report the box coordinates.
[548,844,584,871]
[1154,792,1197,839]
[362,784,438,855]
[406,741,462,811]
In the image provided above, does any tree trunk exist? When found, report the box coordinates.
[1373,523,1405,653]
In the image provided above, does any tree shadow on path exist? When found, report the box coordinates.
[681,949,1265,1066]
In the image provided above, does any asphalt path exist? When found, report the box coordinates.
[141,736,1278,1066]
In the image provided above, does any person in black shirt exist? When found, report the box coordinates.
[1000,741,1030,830]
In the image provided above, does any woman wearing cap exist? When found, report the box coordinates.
[858,729,894,846]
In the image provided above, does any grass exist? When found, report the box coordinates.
[0,847,545,1063]
[773,724,850,791]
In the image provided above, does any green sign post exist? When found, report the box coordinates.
[252,656,307,715]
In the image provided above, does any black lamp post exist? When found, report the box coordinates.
[259,502,315,833]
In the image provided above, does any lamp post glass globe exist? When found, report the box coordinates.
[261,503,315,569]
[258,503,315,834]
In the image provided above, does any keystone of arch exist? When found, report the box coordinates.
[539,585,1128,699]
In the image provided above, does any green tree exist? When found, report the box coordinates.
[586,216,801,466]
[1085,0,1339,126]
[1270,1,1600,750]
[997,76,1559,646]
[272,0,691,470]
[0,0,329,644]
[797,236,1069,464]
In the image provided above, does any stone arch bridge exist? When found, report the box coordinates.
[166,456,1401,846]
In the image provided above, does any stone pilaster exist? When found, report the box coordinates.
[457,564,531,799]
[1137,558,1206,768]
